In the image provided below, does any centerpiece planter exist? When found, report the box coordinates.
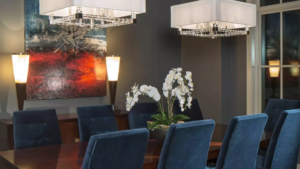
[152,128,169,145]
[125,68,194,145]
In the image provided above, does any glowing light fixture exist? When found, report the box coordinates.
[12,54,30,83]
[290,61,299,77]
[269,60,280,78]
[12,53,30,110]
[171,0,256,39]
[106,56,121,111]
[39,0,146,29]
[106,56,121,81]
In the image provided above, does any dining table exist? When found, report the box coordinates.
[0,124,272,169]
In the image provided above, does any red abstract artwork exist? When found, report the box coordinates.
[27,51,107,100]
[25,0,107,100]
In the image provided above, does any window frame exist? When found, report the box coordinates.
[248,0,300,114]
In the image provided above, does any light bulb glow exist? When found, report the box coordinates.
[290,61,299,77]
[12,54,30,83]
[106,56,120,81]
[269,60,280,78]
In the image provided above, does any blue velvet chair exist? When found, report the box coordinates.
[206,114,268,169]
[13,109,62,150]
[173,99,204,121]
[264,99,300,131]
[256,110,300,169]
[77,105,119,141]
[157,120,215,169]
[82,128,149,169]
[129,102,158,129]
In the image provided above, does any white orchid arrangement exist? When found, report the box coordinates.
[126,68,194,130]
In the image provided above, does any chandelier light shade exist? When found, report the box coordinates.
[171,0,256,38]
[269,60,280,78]
[39,0,146,29]
[106,56,121,111]
[12,53,30,110]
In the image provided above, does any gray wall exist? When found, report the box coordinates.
[221,37,247,124]
[180,0,247,125]
[181,37,247,125]
[106,0,182,109]
[181,37,223,123]
[0,0,181,117]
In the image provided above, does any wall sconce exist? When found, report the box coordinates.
[106,55,120,111]
[12,53,30,110]
[269,60,280,78]
[290,61,299,77]
[268,60,280,98]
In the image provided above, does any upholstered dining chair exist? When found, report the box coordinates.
[82,128,149,169]
[173,99,204,121]
[77,105,119,141]
[206,114,268,169]
[129,102,158,129]
[264,99,300,131]
[157,120,215,169]
[256,110,300,169]
[13,109,62,149]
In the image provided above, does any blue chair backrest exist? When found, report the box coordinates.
[13,109,62,149]
[173,99,204,121]
[129,102,158,129]
[264,110,300,169]
[264,99,300,131]
[157,120,215,169]
[82,128,149,169]
[216,114,268,169]
[77,105,119,141]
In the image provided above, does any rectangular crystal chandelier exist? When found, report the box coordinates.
[39,0,146,29]
[171,0,256,38]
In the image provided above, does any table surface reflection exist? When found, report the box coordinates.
[0,124,271,169]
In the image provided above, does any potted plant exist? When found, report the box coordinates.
[125,68,194,144]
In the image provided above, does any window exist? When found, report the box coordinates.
[252,0,300,113]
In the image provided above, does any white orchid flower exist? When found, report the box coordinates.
[174,68,183,72]
[163,90,169,97]
[174,73,181,80]
[131,84,139,93]
[169,70,176,75]
[165,77,173,84]
[148,89,157,97]
[140,85,149,93]
[163,83,171,91]
[153,93,161,101]
[180,98,185,104]
[125,68,193,115]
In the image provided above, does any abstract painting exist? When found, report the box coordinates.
[25,0,107,100]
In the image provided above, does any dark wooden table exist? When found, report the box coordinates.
[0,111,130,151]
[0,124,272,169]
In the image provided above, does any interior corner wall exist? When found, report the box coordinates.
[0,0,181,118]
[221,37,247,124]
[0,0,25,118]
[181,37,223,124]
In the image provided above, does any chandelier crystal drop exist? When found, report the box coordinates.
[39,0,146,29]
[171,0,256,39]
